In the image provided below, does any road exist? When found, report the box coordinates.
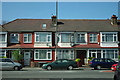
[1,68,115,80]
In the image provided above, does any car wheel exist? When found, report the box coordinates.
[68,65,73,70]
[96,65,101,70]
[47,66,52,70]
[14,66,19,71]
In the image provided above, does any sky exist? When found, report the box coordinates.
[1,1,120,24]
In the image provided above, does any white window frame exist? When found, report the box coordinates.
[76,32,87,44]
[0,49,6,57]
[0,32,7,43]
[101,32,118,42]
[23,33,32,43]
[89,33,98,43]
[10,33,19,43]
[88,49,119,60]
[57,49,74,60]
[60,32,74,43]
[101,49,119,59]
[42,24,47,29]
[34,49,52,60]
[35,32,52,43]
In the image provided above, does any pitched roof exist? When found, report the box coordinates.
[0,25,7,32]
[2,19,120,32]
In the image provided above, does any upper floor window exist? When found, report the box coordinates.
[23,34,32,43]
[102,33,117,42]
[77,33,86,43]
[10,33,19,43]
[89,34,97,43]
[0,34,6,42]
[61,33,74,43]
[42,24,47,29]
[35,32,51,42]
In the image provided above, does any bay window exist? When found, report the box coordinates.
[88,49,118,59]
[10,33,19,43]
[0,34,6,42]
[89,34,97,43]
[34,49,52,60]
[57,50,74,59]
[0,50,6,57]
[61,33,74,43]
[35,32,51,42]
[102,33,117,42]
[23,34,32,43]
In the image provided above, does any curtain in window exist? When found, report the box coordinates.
[39,33,47,42]
[58,50,74,59]
[0,34,5,42]
[28,34,32,42]
[11,34,19,43]
[61,34,70,42]
[106,34,113,42]
[24,34,27,42]
[0,50,6,57]
[39,50,47,59]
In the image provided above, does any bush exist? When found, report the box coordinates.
[75,58,81,62]
[0,56,7,58]
[118,56,120,60]
[12,50,23,62]
[88,57,95,61]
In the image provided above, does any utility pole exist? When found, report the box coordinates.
[55,0,58,60]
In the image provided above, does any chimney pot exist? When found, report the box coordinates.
[111,15,118,25]
[51,15,57,27]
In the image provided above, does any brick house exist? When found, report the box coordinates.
[0,15,120,66]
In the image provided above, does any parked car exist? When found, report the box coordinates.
[42,59,78,70]
[111,64,117,71]
[114,61,120,80]
[0,58,23,70]
[89,58,117,70]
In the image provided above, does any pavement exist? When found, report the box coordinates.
[22,65,93,71]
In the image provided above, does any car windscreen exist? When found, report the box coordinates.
[5,59,13,63]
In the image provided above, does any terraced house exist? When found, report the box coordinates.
[0,15,120,66]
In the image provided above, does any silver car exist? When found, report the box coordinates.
[0,58,22,70]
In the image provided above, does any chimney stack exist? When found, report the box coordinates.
[51,16,57,26]
[111,15,118,25]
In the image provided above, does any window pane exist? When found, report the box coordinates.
[58,50,62,59]
[39,50,46,59]
[36,53,38,59]
[0,34,5,42]
[48,53,51,59]
[106,34,113,42]
[78,34,85,43]
[61,34,70,42]
[42,24,46,29]
[89,37,92,43]
[40,33,47,42]
[28,34,32,42]
[47,35,51,42]
[11,34,19,43]
[36,35,39,42]
[24,37,27,42]
[114,35,117,41]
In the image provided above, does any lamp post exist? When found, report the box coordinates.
[55,0,58,60]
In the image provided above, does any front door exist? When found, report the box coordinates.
[76,50,86,65]
[24,52,30,66]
